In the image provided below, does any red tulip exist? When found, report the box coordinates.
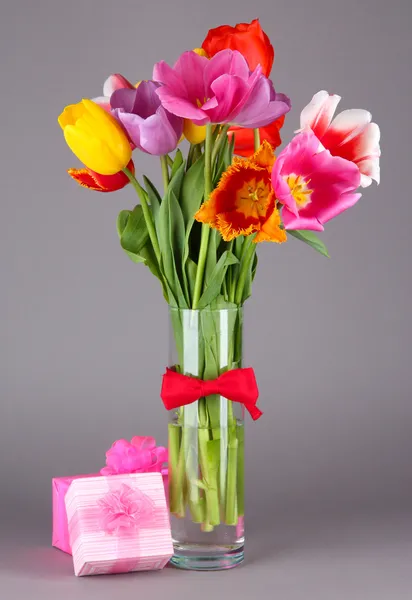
[228,115,285,157]
[202,18,274,76]
[67,160,134,193]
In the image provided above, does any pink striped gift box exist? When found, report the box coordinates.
[65,473,173,576]
[52,469,168,556]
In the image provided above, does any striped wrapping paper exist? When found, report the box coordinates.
[65,473,173,576]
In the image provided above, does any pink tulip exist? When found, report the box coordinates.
[93,73,135,112]
[300,90,380,187]
[272,131,361,231]
[153,49,290,127]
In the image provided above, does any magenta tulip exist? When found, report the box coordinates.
[153,49,290,127]
[272,131,361,231]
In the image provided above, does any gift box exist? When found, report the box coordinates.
[52,469,168,555]
[52,436,168,556]
[52,472,100,554]
[65,473,173,576]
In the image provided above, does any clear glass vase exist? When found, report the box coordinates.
[167,307,245,570]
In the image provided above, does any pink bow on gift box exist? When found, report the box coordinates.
[100,436,168,476]
[52,435,168,556]
[97,484,155,536]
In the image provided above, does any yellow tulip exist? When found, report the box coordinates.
[183,119,207,144]
[58,99,132,175]
[193,47,208,57]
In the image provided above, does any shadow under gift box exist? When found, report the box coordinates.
[52,469,169,556]
[64,473,173,576]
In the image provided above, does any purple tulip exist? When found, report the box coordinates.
[110,81,183,156]
[153,49,291,128]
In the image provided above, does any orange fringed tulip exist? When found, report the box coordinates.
[229,115,285,157]
[67,160,135,192]
[195,141,287,244]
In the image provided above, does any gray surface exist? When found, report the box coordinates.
[1,0,412,597]
[1,514,412,599]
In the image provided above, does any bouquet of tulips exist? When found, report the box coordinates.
[58,19,380,532]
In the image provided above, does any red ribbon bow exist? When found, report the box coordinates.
[160,367,262,421]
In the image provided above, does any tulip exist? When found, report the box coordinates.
[195,141,286,244]
[93,73,136,111]
[300,91,380,187]
[183,119,207,144]
[272,131,361,231]
[153,49,290,128]
[202,19,274,76]
[228,115,285,157]
[110,80,183,156]
[67,159,134,192]
[58,99,132,175]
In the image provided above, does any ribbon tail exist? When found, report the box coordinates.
[246,404,263,421]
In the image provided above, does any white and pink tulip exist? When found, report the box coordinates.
[300,90,380,188]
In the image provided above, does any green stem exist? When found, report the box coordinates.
[166,155,173,169]
[192,123,213,309]
[237,423,245,517]
[253,128,260,152]
[123,167,161,265]
[168,423,185,517]
[211,124,230,166]
[225,437,238,526]
[234,239,256,305]
[160,155,170,192]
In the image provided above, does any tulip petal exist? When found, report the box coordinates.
[156,86,208,123]
[92,96,111,112]
[103,73,135,97]
[175,51,209,104]
[204,48,250,89]
[234,81,291,128]
[273,131,361,229]
[64,125,128,175]
[300,90,341,138]
[113,110,143,148]
[207,74,250,123]
[67,168,104,191]
[139,108,182,155]
[282,208,324,231]
[229,116,285,157]
[321,108,372,149]
[67,161,134,193]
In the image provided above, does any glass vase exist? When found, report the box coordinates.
[167,307,245,570]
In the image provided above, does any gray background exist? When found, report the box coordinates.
[1,0,411,598]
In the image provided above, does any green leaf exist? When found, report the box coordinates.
[180,154,205,226]
[143,176,161,218]
[168,162,185,201]
[288,229,330,258]
[198,251,239,309]
[213,134,229,184]
[116,208,169,302]
[204,229,218,286]
[209,294,237,310]
[156,186,188,308]
[180,156,206,298]
[116,210,130,239]
[118,205,149,255]
[171,149,184,179]
[185,258,197,306]
[242,251,258,303]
